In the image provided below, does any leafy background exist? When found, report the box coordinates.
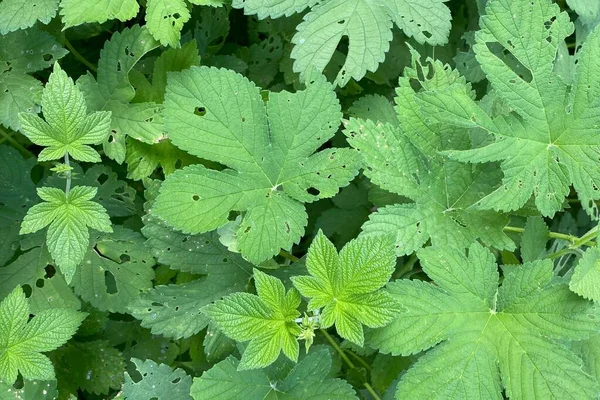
[1,0,600,399]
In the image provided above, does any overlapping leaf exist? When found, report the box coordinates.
[191,349,357,399]
[344,51,514,255]
[203,269,301,369]
[123,358,192,400]
[153,66,360,263]
[368,243,600,399]
[418,0,600,219]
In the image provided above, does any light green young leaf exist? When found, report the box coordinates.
[154,66,360,263]
[369,243,600,399]
[290,0,451,86]
[20,186,112,284]
[59,0,139,28]
[0,0,58,34]
[570,247,600,302]
[0,286,86,384]
[292,231,399,346]
[145,0,191,48]
[203,269,301,370]
[123,358,192,400]
[71,227,155,313]
[344,51,514,256]
[190,349,357,399]
[19,63,111,162]
[77,25,162,163]
[418,0,600,219]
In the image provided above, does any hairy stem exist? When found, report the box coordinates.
[503,225,597,246]
[279,249,300,263]
[320,329,381,400]
[64,38,97,72]
[64,152,72,195]
[547,225,599,260]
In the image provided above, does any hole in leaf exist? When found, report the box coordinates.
[194,107,206,116]
[192,195,200,201]
[104,271,118,294]
[35,278,44,288]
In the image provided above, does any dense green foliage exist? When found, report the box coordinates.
[1,0,600,399]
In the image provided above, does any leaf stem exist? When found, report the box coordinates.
[0,128,34,158]
[343,348,372,371]
[320,329,381,400]
[503,225,596,246]
[64,38,97,73]
[279,249,300,263]
[546,225,599,260]
[64,152,71,195]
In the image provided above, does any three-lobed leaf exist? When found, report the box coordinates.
[0,286,86,384]
[203,269,301,370]
[20,186,112,284]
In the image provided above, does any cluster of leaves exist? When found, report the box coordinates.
[2,0,600,399]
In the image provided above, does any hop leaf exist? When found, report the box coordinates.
[369,243,600,399]
[190,349,358,399]
[153,66,361,263]
[344,50,514,255]
[123,358,192,400]
[20,186,112,283]
[570,247,600,302]
[0,286,86,384]
[292,231,399,346]
[18,63,111,163]
[59,0,139,28]
[0,0,58,34]
[203,269,301,370]
[418,0,600,218]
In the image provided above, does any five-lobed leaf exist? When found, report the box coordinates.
[368,243,600,399]
[418,0,600,218]
[203,269,301,370]
[20,186,112,284]
[153,66,360,263]
[0,286,86,384]
[292,230,399,346]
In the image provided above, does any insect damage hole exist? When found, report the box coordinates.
[194,107,206,116]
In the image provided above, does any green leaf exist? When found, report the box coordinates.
[71,227,155,313]
[20,186,112,284]
[344,52,514,256]
[203,269,301,369]
[292,231,398,346]
[0,72,42,131]
[190,349,357,399]
[232,0,317,19]
[290,0,451,86]
[0,379,57,400]
[59,0,139,28]
[77,25,162,163]
[145,0,191,48]
[123,358,192,400]
[418,0,600,219]
[570,247,600,301]
[50,339,125,395]
[0,0,58,34]
[19,63,112,162]
[0,286,86,384]
[154,66,360,263]
[368,243,600,399]
[0,247,81,314]
[521,216,549,262]
[0,26,68,73]
[0,145,37,265]
[125,138,199,180]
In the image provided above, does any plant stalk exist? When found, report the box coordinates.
[64,38,97,73]
[320,329,381,400]
[64,152,71,195]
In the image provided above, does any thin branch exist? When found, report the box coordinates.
[64,38,97,73]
